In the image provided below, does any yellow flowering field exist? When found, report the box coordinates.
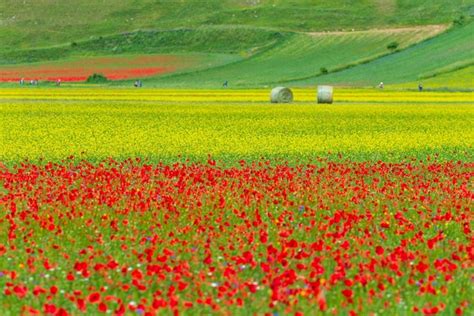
[0,88,474,316]
[1,88,473,103]
[0,88,472,163]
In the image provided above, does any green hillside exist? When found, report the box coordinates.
[408,65,474,89]
[140,25,447,87]
[1,0,470,50]
[1,0,473,88]
[0,27,283,64]
[387,64,474,90]
[291,22,474,87]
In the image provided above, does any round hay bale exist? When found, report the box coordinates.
[270,87,293,103]
[317,85,333,104]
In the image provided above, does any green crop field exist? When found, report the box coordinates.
[293,22,474,87]
[392,65,474,90]
[140,25,447,88]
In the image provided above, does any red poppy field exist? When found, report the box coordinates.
[0,157,472,315]
[0,54,232,82]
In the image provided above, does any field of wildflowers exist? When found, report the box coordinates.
[0,88,473,315]
[0,158,472,315]
[1,89,473,163]
[0,55,239,83]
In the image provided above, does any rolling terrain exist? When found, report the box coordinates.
[1,3,474,315]
[404,65,474,89]
[141,25,451,88]
[292,22,474,87]
[1,0,469,49]
[0,0,472,88]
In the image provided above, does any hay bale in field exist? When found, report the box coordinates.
[270,87,293,103]
[317,85,333,104]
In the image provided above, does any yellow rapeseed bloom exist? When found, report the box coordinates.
[0,88,472,162]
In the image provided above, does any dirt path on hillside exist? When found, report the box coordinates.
[306,24,449,37]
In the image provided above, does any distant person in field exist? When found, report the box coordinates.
[223,80,228,88]
[138,80,142,87]
[56,79,61,86]
[19,78,24,85]
[418,83,423,92]
[378,82,384,89]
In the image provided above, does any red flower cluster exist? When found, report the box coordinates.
[0,158,472,315]
[0,55,186,82]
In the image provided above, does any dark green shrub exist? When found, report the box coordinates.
[387,41,399,50]
[453,15,466,27]
[320,67,328,75]
[86,73,108,83]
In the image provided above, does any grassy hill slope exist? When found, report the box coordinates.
[395,65,474,90]
[1,0,471,50]
[1,0,472,88]
[137,25,448,88]
[0,27,283,64]
[291,22,474,87]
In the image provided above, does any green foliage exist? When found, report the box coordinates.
[453,15,466,26]
[86,73,108,83]
[387,41,399,50]
[320,67,329,75]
